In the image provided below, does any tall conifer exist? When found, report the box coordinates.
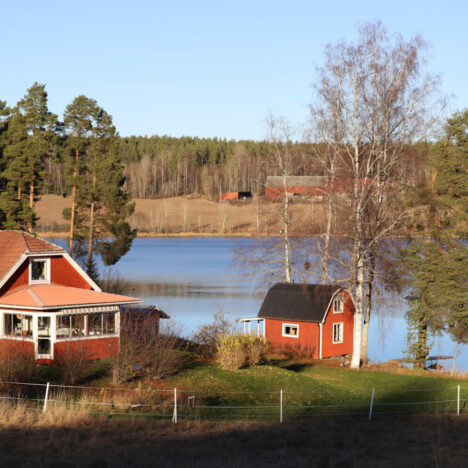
[401,110,468,365]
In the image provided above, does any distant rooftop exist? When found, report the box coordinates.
[265,176,327,187]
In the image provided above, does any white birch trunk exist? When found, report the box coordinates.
[350,252,364,369]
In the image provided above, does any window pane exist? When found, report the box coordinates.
[38,317,51,337]
[334,294,343,312]
[32,260,46,281]
[333,323,343,343]
[284,325,298,336]
[71,315,85,337]
[104,313,115,334]
[56,315,71,338]
[38,338,51,354]
[4,314,32,337]
[88,313,103,335]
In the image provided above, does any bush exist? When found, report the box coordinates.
[146,321,184,380]
[54,341,89,385]
[113,316,184,383]
[217,334,269,370]
[193,311,235,358]
[0,341,38,383]
[242,334,269,366]
[217,334,247,370]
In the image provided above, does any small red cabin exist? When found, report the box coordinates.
[0,230,140,363]
[254,283,355,358]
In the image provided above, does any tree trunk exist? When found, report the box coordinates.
[28,183,34,233]
[87,167,97,268]
[350,251,364,369]
[69,147,79,256]
[361,245,377,364]
[87,201,95,266]
[282,172,291,283]
[361,279,372,365]
[321,156,336,284]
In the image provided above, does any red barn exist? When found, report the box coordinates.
[0,231,140,363]
[255,283,354,358]
[265,176,327,200]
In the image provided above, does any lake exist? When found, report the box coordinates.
[52,237,468,371]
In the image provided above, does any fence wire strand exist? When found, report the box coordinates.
[0,380,465,422]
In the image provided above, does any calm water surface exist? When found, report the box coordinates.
[53,237,467,371]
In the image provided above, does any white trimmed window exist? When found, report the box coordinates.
[282,323,299,338]
[4,313,33,337]
[88,312,116,336]
[333,293,344,313]
[333,322,343,344]
[30,258,50,284]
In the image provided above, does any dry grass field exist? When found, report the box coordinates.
[35,194,327,236]
[0,401,466,467]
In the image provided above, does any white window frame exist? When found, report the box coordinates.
[29,258,50,284]
[333,293,344,314]
[282,323,299,338]
[333,322,343,344]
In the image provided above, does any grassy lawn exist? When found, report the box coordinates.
[160,357,467,420]
[33,355,467,421]
[1,357,465,466]
[0,354,468,468]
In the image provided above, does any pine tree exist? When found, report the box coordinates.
[401,110,468,365]
[0,112,34,229]
[17,82,58,231]
[63,95,100,256]
[63,96,135,276]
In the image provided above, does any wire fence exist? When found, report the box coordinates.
[0,380,466,423]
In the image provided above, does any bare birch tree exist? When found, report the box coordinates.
[266,115,296,283]
[235,116,300,286]
[311,22,442,368]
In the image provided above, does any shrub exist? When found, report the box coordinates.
[113,316,184,383]
[217,333,247,370]
[54,341,89,385]
[0,341,38,383]
[217,334,269,370]
[242,334,269,366]
[146,321,184,380]
[193,311,235,358]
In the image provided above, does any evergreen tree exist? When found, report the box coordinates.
[63,96,135,277]
[0,112,34,229]
[17,82,58,231]
[63,95,100,255]
[400,110,468,366]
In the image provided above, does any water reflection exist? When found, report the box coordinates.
[124,282,253,299]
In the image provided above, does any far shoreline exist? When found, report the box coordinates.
[38,231,272,239]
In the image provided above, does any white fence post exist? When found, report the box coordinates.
[368,388,375,420]
[457,385,460,416]
[172,387,178,423]
[43,382,50,413]
[280,389,283,424]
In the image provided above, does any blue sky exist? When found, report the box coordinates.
[1,0,466,140]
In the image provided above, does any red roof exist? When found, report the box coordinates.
[0,231,63,282]
[0,284,139,310]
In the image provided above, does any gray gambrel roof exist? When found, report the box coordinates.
[257,283,342,323]
[265,176,327,187]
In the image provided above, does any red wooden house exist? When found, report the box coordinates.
[265,176,327,200]
[242,283,355,358]
[0,231,140,363]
